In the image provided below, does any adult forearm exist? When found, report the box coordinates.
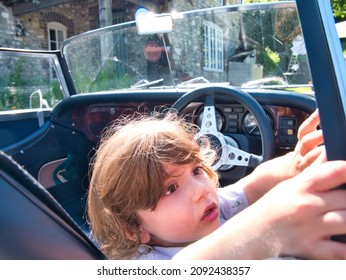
[172,204,280,260]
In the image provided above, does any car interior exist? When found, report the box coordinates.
[1,0,346,259]
[0,83,316,260]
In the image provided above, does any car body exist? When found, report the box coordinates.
[0,0,345,259]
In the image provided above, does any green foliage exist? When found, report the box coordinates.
[88,70,137,92]
[70,59,138,94]
[0,56,64,111]
[331,0,346,19]
[256,47,281,75]
[241,7,284,76]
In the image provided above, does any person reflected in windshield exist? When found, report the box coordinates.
[274,9,311,84]
[87,110,346,260]
[144,34,171,85]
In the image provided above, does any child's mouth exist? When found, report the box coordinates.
[201,202,218,222]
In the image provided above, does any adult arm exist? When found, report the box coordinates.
[173,161,346,260]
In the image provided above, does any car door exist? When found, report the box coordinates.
[0,49,69,150]
[0,48,93,230]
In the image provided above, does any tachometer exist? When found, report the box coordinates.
[196,107,224,131]
[243,111,273,136]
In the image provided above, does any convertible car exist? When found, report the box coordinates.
[0,0,345,259]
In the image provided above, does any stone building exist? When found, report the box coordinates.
[0,0,241,50]
[1,0,247,103]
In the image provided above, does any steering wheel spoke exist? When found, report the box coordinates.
[224,144,252,166]
[223,144,263,168]
[200,102,218,134]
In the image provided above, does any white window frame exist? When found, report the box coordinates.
[47,22,67,50]
[203,21,224,71]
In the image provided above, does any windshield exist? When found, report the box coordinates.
[62,1,312,94]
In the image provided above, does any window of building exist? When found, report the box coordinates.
[112,9,126,24]
[112,10,128,76]
[47,22,67,50]
[203,21,224,71]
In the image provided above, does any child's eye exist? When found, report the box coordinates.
[165,184,178,195]
[193,166,202,176]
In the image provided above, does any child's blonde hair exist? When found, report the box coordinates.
[87,111,218,259]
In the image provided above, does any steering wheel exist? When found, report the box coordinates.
[171,86,275,178]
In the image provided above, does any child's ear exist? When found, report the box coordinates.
[125,225,151,243]
[138,225,151,243]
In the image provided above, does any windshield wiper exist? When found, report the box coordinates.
[130,78,164,89]
[179,76,210,86]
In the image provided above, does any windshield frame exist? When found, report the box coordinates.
[296,0,346,166]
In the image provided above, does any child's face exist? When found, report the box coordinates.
[136,162,221,247]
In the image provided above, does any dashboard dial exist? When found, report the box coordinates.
[243,111,272,136]
[196,107,224,131]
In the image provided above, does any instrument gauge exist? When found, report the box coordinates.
[243,111,273,136]
[196,108,224,131]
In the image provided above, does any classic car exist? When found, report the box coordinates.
[0,0,345,259]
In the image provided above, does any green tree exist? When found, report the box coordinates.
[331,0,346,19]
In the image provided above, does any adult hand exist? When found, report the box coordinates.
[285,109,326,176]
[240,110,327,204]
[260,160,346,259]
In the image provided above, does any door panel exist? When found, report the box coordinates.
[0,110,51,148]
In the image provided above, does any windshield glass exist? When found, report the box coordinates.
[62,2,312,94]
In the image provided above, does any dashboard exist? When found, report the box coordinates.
[194,103,308,150]
[47,87,316,185]
[68,100,310,154]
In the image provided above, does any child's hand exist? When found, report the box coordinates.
[284,109,326,177]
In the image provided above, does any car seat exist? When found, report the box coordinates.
[0,150,105,260]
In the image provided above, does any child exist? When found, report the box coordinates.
[87,109,346,260]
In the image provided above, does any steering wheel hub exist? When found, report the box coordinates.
[171,85,275,182]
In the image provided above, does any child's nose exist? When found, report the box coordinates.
[192,182,210,202]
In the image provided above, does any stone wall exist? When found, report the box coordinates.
[0,3,23,48]
[0,0,98,49]
[1,0,242,50]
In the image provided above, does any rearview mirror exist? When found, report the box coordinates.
[135,9,173,35]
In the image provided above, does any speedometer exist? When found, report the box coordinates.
[243,111,273,136]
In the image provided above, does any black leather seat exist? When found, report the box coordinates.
[0,150,105,260]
